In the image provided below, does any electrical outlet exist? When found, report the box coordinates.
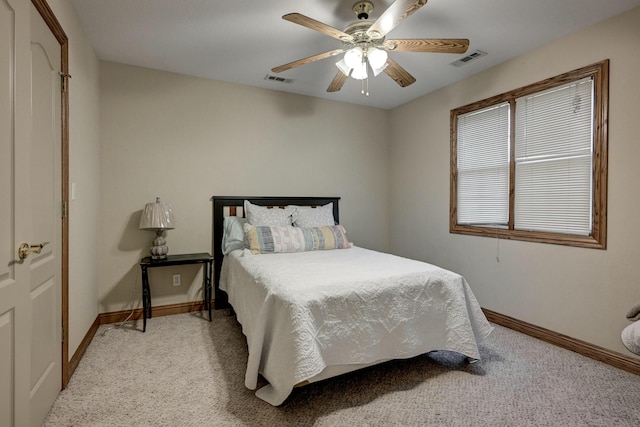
[172,274,181,287]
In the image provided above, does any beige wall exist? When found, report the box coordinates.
[389,7,640,358]
[48,0,101,359]
[98,62,390,313]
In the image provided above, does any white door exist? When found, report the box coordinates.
[0,1,62,426]
[28,2,63,426]
[1,1,33,426]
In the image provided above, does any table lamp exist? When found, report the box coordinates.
[139,197,175,259]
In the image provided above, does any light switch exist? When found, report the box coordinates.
[71,182,77,200]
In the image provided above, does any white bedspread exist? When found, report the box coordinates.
[220,246,493,405]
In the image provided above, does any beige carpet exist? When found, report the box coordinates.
[45,311,640,426]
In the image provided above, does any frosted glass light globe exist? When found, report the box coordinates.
[351,61,368,80]
[344,47,363,69]
[367,48,388,69]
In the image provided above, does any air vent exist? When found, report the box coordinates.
[450,50,487,67]
[264,74,295,84]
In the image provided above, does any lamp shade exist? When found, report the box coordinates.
[351,61,368,80]
[371,61,388,77]
[139,197,175,230]
[335,58,351,76]
[367,47,387,70]
[344,47,363,69]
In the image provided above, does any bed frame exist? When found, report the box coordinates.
[212,196,340,309]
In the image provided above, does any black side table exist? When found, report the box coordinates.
[139,252,213,332]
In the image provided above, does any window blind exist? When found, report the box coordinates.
[514,77,594,235]
[457,102,510,226]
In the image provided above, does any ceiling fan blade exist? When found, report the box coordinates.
[271,49,345,73]
[385,38,469,54]
[327,71,349,92]
[367,0,428,39]
[384,57,416,87]
[283,13,354,42]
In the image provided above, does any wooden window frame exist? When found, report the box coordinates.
[450,60,609,249]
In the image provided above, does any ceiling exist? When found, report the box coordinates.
[71,0,640,110]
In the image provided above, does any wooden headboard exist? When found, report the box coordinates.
[212,196,340,309]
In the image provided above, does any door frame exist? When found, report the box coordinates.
[31,0,69,389]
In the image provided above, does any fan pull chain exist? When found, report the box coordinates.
[361,76,369,96]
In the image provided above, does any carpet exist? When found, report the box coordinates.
[44,311,640,426]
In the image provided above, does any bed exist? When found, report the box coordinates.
[212,196,493,406]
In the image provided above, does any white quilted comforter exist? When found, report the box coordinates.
[220,246,493,405]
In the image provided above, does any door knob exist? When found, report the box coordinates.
[18,242,49,260]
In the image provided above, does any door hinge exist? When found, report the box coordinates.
[61,326,66,343]
[59,72,71,93]
[62,201,67,219]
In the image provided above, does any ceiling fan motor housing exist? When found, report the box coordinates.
[342,19,385,54]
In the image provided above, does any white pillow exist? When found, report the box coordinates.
[244,200,294,226]
[222,216,248,255]
[290,202,335,227]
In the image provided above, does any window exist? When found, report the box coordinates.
[450,60,608,248]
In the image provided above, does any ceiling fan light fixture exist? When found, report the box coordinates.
[371,62,388,77]
[351,61,368,80]
[335,58,352,76]
[275,1,466,94]
[344,47,363,70]
[367,47,387,69]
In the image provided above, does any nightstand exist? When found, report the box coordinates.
[139,252,213,332]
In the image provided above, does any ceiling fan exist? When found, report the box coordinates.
[271,0,470,95]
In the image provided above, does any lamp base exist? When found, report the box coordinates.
[150,232,169,259]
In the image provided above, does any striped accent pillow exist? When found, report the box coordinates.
[244,224,351,254]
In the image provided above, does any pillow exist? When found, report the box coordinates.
[221,216,248,255]
[244,223,351,254]
[290,202,336,227]
[244,200,294,226]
